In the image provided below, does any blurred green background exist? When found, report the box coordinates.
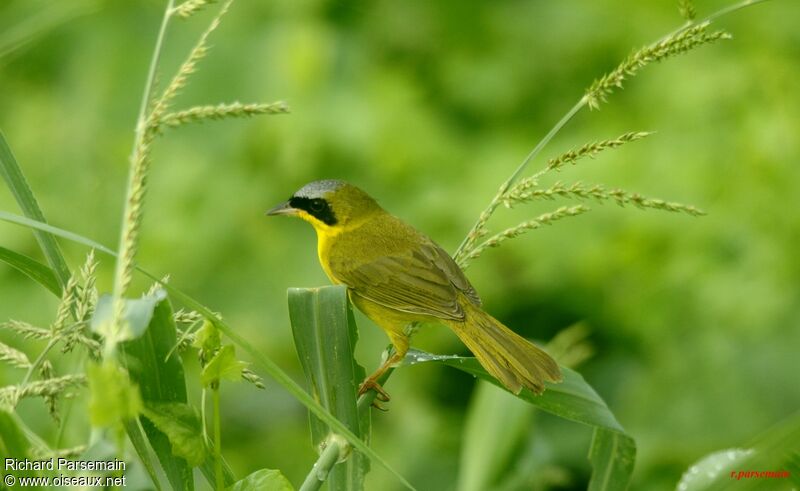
[1,0,798,489]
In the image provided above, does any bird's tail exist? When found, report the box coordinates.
[447,301,561,394]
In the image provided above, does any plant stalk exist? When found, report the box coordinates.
[211,382,225,491]
[109,0,175,353]
[454,0,773,264]
[213,385,223,491]
[299,438,344,491]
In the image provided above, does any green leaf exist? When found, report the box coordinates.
[0,245,61,296]
[405,350,636,490]
[123,295,196,491]
[202,345,246,386]
[92,290,168,342]
[0,210,115,256]
[172,286,414,491]
[143,403,207,467]
[228,469,295,491]
[87,360,143,428]
[123,420,165,491]
[288,286,369,491]
[0,409,41,490]
[193,319,221,352]
[677,411,800,491]
[0,1,97,60]
[0,211,415,491]
[677,449,752,491]
[458,381,534,491]
[588,428,636,491]
[0,131,71,287]
[0,408,32,458]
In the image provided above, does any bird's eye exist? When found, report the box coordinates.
[310,199,324,212]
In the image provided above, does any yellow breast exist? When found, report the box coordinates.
[316,227,341,283]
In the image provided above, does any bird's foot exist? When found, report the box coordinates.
[358,378,391,402]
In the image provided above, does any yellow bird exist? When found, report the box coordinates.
[267,180,561,399]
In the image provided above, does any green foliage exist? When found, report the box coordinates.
[228,469,295,491]
[0,131,71,286]
[123,292,196,491]
[458,382,534,491]
[202,345,246,386]
[288,286,369,491]
[678,411,800,491]
[91,290,168,344]
[143,403,207,467]
[0,0,796,490]
[87,361,142,430]
[0,245,60,296]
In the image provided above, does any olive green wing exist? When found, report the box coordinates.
[334,241,481,321]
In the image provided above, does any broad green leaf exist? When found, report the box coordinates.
[202,345,246,386]
[588,428,636,491]
[0,245,61,296]
[92,290,168,342]
[143,403,207,467]
[405,350,636,490]
[0,211,415,491]
[228,469,294,491]
[87,361,143,428]
[174,286,415,491]
[288,286,369,491]
[0,131,71,286]
[123,295,196,491]
[677,449,751,490]
[458,381,534,491]
[406,350,626,432]
[677,411,800,491]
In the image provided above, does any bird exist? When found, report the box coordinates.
[267,179,561,400]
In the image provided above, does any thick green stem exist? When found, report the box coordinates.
[298,357,395,491]
[299,437,345,491]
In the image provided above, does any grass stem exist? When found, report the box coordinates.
[453,0,773,266]
[109,0,175,353]
[213,386,223,491]
[299,438,344,491]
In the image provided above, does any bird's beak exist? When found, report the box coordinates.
[265,200,298,217]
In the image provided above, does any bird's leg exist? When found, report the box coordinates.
[358,351,402,401]
[359,333,410,402]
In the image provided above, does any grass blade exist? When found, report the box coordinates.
[0,1,97,61]
[288,286,369,491]
[0,211,115,255]
[0,211,414,490]
[124,419,166,491]
[457,381,534,491]
[0,408,42,490]
[0,131,71,287]
[0,245,61,296]
[588,428,636,491]
[405,350,636,489]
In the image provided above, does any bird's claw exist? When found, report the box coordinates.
[358,378,391,402]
